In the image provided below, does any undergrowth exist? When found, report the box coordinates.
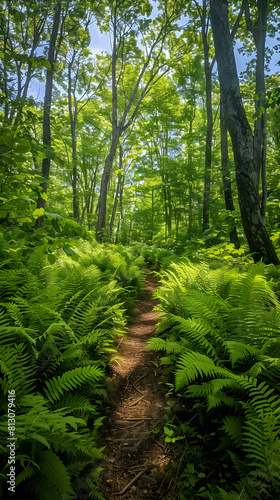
[148,258,280,499]
[0,240,144,499]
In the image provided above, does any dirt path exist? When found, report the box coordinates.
[99,270,172,499]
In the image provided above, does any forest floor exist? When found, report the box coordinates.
[99,270,175,500]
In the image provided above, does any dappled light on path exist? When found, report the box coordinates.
[99,271,173,499]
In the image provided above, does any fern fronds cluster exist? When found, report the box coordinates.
[149,260,280,498]
[0,241,143,499]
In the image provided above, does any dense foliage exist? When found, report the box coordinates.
[0,239,144,499]
[0,0,279,260]
[149,257,280,498]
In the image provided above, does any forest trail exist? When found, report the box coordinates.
[99,270,173,499]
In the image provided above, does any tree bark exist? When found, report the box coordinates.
[210,0,279,264]
[96,12,120,241]
[36,1,61,228]
[67,54,79,220]
[220,95,240,248]
[244,0,268,223]
[199,1,213,232]
[109,146,123,239]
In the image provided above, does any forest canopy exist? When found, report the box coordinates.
[1,0,280,261]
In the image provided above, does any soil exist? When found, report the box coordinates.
[99,269,174,500]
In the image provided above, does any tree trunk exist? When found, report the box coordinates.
[244,0,267,222]
[96,135,120,241]
[96,14,120,241]
[95,4,180,241]
[36,1,61,228]
[109,146,123,239]
[199,1,213,232]
[67,58,79,221]
[220,95,240,248]
[210,0,278,264]
[187,101,196,239]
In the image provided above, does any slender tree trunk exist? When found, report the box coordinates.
[36,1,61,228]
[202,55,212,232]
[109,146,123,239]
[87,165,98,229]
[187,101,196,239]
[166,173,172,235]
[220,95,240,248]
[17,15,47,114]
[199,1,213,232]
[244,0,267,222]
[210,0,279,264]
[95,4,178,241]
[96,15,120,241]
[188,181,193,238]
[255,0,267,222]
[151,187,154,242]
[96,136,120,240]
[67,59,79,220]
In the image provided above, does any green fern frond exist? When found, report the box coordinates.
[0,343,35,396]
[44,365,103,403]
[31,450,74,499]
[147,337,186,354]
[222,416,243,447]
[16,464,38,487]
[224,341,260,368]
[175,351,229,390]
[55,392,98,416]
[172,314,223,361]
[216,486,248,500]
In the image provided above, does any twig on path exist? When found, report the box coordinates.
[130,379,144,395]
[114,468,147,496]
[124,375,130,392]
[117,337,125,349]
[153,439,168,451]
[129,420,146,428]
[133,373,148,385]
[129,394,146,407]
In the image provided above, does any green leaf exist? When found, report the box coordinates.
[63,245,75,256]
[31,433,51,449]
[164,426,174,436]
[1,135,13,148]
[70,253,80,262]
[33,208,44,218]
[15,138,31,153]
[15,173,26,181]
[45,212,63,220]
[42,147,55,160]
[51,219,61,232]
[47,254,56,265]
[14,10,25,22]
[41,60,51,69]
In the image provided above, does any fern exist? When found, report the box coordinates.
[222,415,244,447]
[44,365,103,403]
[0,240,144,499]
[151,259,280,498]
[147,337,186,354]
[224,341,260,368]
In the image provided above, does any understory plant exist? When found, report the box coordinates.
[148,259,280,499]
[0,239,143,499]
